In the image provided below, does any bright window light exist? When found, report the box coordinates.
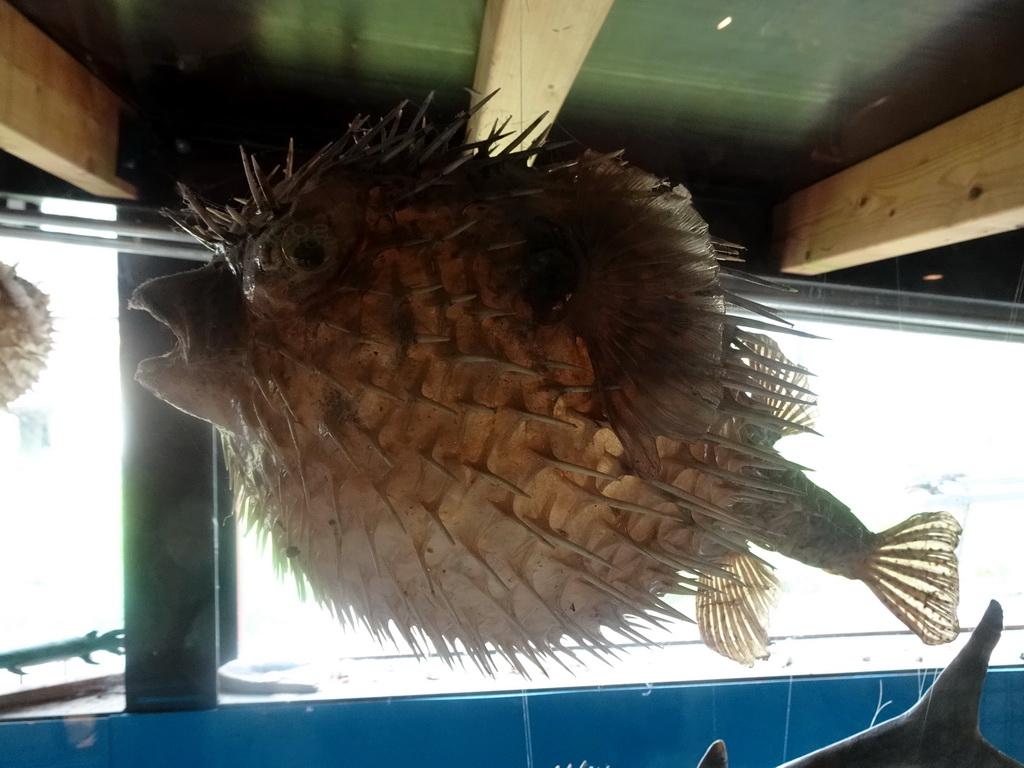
[38,198,118,239]
[39,198,117,221]
[0,202,123,701]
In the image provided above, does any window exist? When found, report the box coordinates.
[2,202,1018,709]
[0,200,123,705]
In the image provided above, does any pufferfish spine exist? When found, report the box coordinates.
[132,94,961,675]
[0,262,53,410]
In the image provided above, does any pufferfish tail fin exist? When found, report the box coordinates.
[697,551,781,666]
[856,511,962,645]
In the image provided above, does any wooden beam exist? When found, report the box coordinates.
[775,85,1024,275]
[0,0,136,199]
[466,0,615,151]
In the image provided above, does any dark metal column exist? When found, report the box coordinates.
[215,436,239,666]
[119,253,219,712]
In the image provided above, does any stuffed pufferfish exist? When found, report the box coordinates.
[131,96,961,673]
[0,262,53,410]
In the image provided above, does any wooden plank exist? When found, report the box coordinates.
[0,674,123,716]
[466,0,615,151]
[0,0,136,198]
[775,85,1024,275]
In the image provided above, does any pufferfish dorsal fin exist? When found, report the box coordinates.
[696,551,781,666]
[731,332,819,438]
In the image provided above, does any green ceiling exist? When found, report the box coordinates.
[9,0,1024,191]
[578,1,968,144]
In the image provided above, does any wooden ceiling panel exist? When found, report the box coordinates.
[0,0,136,198]
[776,85,1024,274]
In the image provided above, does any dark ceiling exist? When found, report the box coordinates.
[4,0,1024,300]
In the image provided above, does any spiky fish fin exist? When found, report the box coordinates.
[696,551,781,666]
[711,237,745,263]
[855,511,962,644]
[737,333,818,435]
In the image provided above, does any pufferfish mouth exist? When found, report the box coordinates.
[129,260,248,413]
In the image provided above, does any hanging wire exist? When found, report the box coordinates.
[522,690,536,768]
[1004,253,1024,343]
[782,674,795,763]
[519,11,536,768]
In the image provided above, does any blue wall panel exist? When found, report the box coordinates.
[980,668,1024,761]
[522,673,934,768]
[0,716,110,768]
[526,683,721,768]
[106,693,528,768]
[2,669,1021,768]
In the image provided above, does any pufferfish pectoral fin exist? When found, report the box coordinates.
[855,510,962,645]
[697,551,781,666]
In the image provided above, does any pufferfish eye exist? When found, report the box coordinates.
[279,220,336,273]
[291,239,327,270]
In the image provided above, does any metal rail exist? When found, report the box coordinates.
[740,277,1024,343]
[0,208,195,242]
[0,225,210,261]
